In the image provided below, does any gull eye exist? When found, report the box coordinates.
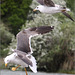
[37,7,38,9]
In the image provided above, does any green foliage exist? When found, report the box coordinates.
[0,49,9,57]
[0,22,13,57]
[65,0,75,12]
[1,0,32,35]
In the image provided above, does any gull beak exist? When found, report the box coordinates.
[33,9,37,12]
[5,63,8,67]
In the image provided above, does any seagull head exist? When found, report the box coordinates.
[33,5,44,12]
[4,53,17,67]
[4,56,11,67]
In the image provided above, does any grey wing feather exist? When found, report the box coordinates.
[16,30,31,53]
[14,50,27,55]
[18,55,32,66]
[62,12,74,21]
[37,0,44,5]
[37,0,55,7]
[29,26,54,34]
[15,50,32,66]
[44,0,55,7]
[36,26,54,34]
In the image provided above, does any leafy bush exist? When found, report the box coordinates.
[1,0,32,35]
[0,22,13,57]
[65,0,75,12]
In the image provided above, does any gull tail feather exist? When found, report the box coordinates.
[62,12,74,21]
[29,55,37,73]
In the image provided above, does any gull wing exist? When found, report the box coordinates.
[16,26,54,54]
[29,26,54,35]
[37,0,44,5]
[44,0,55,7]
[14,50,32,66]
[62,12,74,21]
[16,30,31,53]
[37,0,55,7]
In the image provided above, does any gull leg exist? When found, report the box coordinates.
[25,68,28,75]
[11,65,21,71]
[61,9,66,12]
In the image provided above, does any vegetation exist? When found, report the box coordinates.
[0,0,75,74]
[0,22,13,57]
[1,0,32,35]
[58,70,75,74]
[65,0,75,12]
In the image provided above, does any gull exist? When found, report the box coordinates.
[33,0,74,21]
[4,26,54,75]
